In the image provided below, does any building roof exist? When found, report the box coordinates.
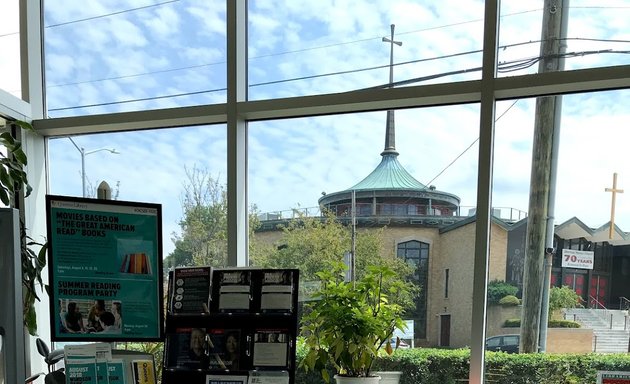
[349,153,427,191]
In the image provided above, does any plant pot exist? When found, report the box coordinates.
[375,371,402,384]
[334,374,382,384]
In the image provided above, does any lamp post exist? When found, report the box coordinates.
[68,137,119,197]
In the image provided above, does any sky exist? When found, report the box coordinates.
[1,1,630,257]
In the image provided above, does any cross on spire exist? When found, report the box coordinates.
[381,24,402,156]
[605,172,624,239]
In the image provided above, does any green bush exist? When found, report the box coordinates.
[488,280,519,304]
[499,295,520,306]
[504,318,580,328]
[298,344,630,384]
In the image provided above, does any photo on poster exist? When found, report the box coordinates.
[165,327,209,370]
[252,329,289,368]
[58,299,123,335]
[207,329,242,371]
[118,239,154,275]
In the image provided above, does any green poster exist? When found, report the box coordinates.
[47,195,164,341]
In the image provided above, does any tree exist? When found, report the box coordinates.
[250,211,417,308]
[166,166,228,268]
[548,286,581,320]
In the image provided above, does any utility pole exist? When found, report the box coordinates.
[520,0,569,353]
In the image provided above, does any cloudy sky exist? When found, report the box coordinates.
[2,1,630,256]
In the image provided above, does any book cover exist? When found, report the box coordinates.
[260,270,294,313]
[206,374,249,384]
[107,359,125,384]
[252,329,289,368]
[217,270,252,313]
[165,327,209,369]
[172,266,212,314]
[207,328,242,371]
[132,359,156,384]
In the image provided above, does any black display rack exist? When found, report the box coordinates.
[162,268,299,384]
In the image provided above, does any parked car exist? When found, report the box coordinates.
[389,338,411,349]
[485,334,519,353]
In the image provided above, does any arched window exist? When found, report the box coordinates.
[397,240,429,340]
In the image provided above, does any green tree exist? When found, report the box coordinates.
[165,166,228,267]
[548,285,582,320]
[250,212,417,310]
[165,166,261,268]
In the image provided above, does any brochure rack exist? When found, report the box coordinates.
[162,268,299,384]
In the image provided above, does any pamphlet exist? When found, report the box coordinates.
[107,359,125,384]
[217,270,252,313]
[165,327,209,369]
[252,329,289,368]
[207,328,242,371]
[65,344,98,384]
[132,359,156,384]
[172,266,212,314]
[260,270,294,313]
[95,343,113,384]
[206,374,249,384]
[248,370,290,384]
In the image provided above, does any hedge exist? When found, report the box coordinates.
[505,318,581,328]
[297,345,630,384]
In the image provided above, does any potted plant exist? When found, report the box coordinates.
[300,262,412,384]
[1,119,48,336]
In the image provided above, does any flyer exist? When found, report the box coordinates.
[252,329,289,368]
[65,344,98,384]
[216,270,252,313]
[95,343,112,384]
[172,266,212,314]
[107,359,125,384]
[260,270,295,313]
[206,374,248,384]
[47,195,163,341]
[165,327,209,370]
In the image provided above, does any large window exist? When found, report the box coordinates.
[4,1,630,382]
[397,240,430,340]
[0,0,21,98]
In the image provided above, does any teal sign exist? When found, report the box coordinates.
[47,195,164,341]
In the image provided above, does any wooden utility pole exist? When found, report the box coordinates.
[520,0,569,353]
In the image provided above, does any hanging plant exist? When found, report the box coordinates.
[1,119,48,335]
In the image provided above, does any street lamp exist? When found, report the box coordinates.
[68,137,120,197]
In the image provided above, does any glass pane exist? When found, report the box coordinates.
[489,90,630,379]
[0,0,21,98]
[249,105,479,381]
[47,125,227,262]
[248,1,484,100]
[44,1,227,118]
[499,1,630,78]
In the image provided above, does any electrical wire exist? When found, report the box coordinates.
[47,48,630,112]
[422,100,520,188]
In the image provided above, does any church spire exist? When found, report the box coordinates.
[381,24,402,157]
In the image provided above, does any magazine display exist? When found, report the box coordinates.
[259,270,295,313]
[216,270,252,313]
[163,268,298,383]
[252,329,290,368]
[171,266,212,314]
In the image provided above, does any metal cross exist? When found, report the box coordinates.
[605,172,624,239]
[382,24,402,87]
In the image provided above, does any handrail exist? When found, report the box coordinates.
[589,295,607,310]
[620,297,630,311]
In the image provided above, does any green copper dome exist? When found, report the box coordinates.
[349,153,426,191]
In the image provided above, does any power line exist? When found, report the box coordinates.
[47,48,629,112]
[422,100,520,188]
